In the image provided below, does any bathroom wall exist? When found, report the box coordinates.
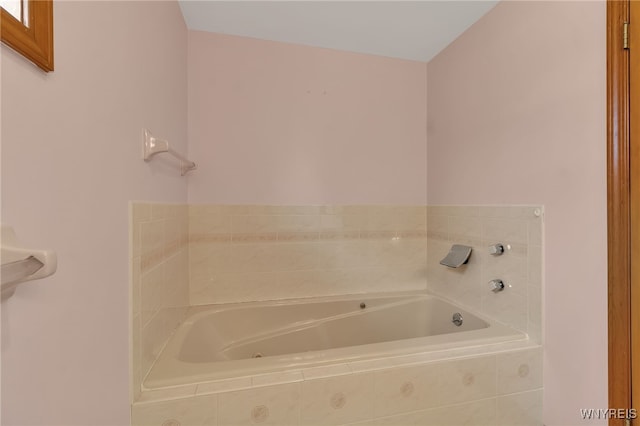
[131,203,189,401]
[187,31,427,205]
[189,205,427,304]
[426,206,543,342]
[427,1,606,425]
[1,2,188,424]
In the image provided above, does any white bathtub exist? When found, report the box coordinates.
[144,293,525,389]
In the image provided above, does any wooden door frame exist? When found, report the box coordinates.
[608,0,632,423]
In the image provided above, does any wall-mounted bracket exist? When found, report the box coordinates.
[143,129,196,176]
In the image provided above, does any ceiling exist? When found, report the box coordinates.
[178,1,499,63]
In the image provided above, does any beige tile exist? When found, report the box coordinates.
[131,314,142,403]
[428,279,479,310]
[427,205,450,216]
[141,264,165,327]
[190,271,278,304]
[137,385,197,402]
[528,217,543,246]
[196,377,253,395]
[132,203,152,223]
[132,257,142,317]
[366,266,428,293]
[218,383,300,426]
[373,364,441,417]
[269,205,321,215]
[165,249,189,307]
[190,212,232,234]
[226,205,276,215]
[482,218,528,245]
[425,399,496,426]
[427,214,448,235]
[368,238,427,268]
[165,204,181,218]
[527,321,542,345]
[277,215,320,232]
[432,205,480,217]
[165,217,181,245]
[189,204,229,216]
[528,286,542,343]
[278,232,319,242]
[132,219,143,258]
[481,251,528,296]
[232,215,279,234]
[315,269,370,294]
[364,207,397,231]
[274,243,319,271]
[151,203,167,220]
[320,214,363,232]
[131,394,217,426]
[528,245,543,286]
[227,244,280,273]
[482,290,528,332]
[317,241,370,270]
[189,243,228,281]
[395,206,427,232]
[476,206,535,219]
[373,399,496,426]
[227,204,272,215]
[435,356,497,406]
[252,371,304,387]
[141,220,164,256]
[301,373,375,426]
[449,216,482,240]
[303,364,352,380]
[231,233,278,243]
[495,389,543,426]
[497,348,543,395]
[276,270,319,298]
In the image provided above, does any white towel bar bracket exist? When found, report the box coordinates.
[1,225,57,301]
[143,129,196,176]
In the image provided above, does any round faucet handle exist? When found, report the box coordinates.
[489,244,505,256]
[489,279,505,292]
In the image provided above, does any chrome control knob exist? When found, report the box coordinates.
[489,279,505,292]
[489,243,505,256]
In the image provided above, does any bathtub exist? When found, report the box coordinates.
[144,293,525,389]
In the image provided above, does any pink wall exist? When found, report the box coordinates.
[187,31,427,205]
[427,2,606,425]
[1,2,188,424]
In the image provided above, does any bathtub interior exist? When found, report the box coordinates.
[179,295,489,363]
[143,293,526,389]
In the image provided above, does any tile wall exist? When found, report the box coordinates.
[131,346,542,426]
[188,205,428,304]
[426,206,543,341]
[131,203,190,401]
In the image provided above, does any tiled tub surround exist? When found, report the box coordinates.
[188,205,428,304]
[426,206,543,342]
[130,204,543,425]
[131,203,190,401]
[132,346,542,426]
